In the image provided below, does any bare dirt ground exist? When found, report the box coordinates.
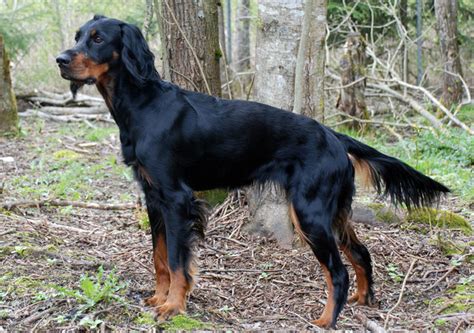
[1,119,472,331]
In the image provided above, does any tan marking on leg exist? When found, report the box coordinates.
[289,203,311,245]
[342,247,370,305]
[156,268,191,320]
[145,235,170,307]
[312,264,336,328]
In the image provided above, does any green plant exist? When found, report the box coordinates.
[386,263,403,283]
[54,266,126,311]
[79,316,103,329]
[134,312,156,325]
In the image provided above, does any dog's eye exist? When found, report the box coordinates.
[93,35,103,44]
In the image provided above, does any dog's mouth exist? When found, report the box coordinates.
[59,69,96,85]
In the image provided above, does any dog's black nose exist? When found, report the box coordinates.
[56,53,71,66]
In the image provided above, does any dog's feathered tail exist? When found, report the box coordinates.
[333,131,450,209]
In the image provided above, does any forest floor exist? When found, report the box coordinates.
[0,119,472,331]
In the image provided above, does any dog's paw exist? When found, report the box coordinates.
[144,293,167,307]
[155,301,185,321]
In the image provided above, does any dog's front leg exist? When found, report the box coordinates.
[142,190,170,308]
[155,186,198,321]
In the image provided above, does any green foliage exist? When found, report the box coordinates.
[54,266,126,311]
[386,263,403,283]
[135,208,150,231]
[0,5,37,57]
[134,312,156,326]
[160,315,210,331]
[79,317,103,329]
[84,127,117,142]
[337,127,474,201]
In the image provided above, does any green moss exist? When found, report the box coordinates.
[135,208,150,231]
[160,315,210,331]
[53,149,80,160]
[432,236,471,256]
[0,34,19,137]
[214,48,223,60]
[196,189,228,207]
[133,312,156,326]
[367,203,400,224]
[407,208,471,235]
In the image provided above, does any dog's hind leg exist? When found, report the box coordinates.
[291,181,349,328]
[333,209,375,306]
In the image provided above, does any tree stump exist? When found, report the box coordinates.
[0,34,18,136]
[336,32,368,130]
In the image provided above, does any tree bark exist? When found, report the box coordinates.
[158,0,222,97]
[0,34,18,136]
[434,0,464,108]
[248,0,329,249]
[336,32,368,129]
[305,0,327,121]
[235,0,251,73]
[416,0,423,85]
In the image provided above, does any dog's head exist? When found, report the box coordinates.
[56,15,159,91]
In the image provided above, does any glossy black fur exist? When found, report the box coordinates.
[56,16,449,328]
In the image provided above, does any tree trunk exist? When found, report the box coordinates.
[434,0,464,108]
[0,34,18,136]
[303,0,327,121]
[399,0,408,87]
[248,0,327,249]
[336,32,368,129]
[158,0,222,97]
[235,0,251,73]
[416,0,423,85]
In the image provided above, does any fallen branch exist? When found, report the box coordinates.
[20,109,114,123]
[388,78,473,134]
[28,106,107,115]
[2,199,137,211]
[423,264,458,292]
[368,82,444,130]
[327,71,444,130]
[331,112,431,129]
[384,259,417,329]
[354,312,386,333]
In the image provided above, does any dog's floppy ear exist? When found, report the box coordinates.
[120,23,159,86]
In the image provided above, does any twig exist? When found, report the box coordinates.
[2,199,137,211]
[384,259,417,329]
[422,265,457,292]
[354,312,386,333]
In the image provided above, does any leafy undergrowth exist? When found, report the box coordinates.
[0,118,472,331]
[337,126,474,203]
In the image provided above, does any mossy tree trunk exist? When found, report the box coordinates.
[0,34,18,136]
[434,0,464,108]
[336,32,368,129]
[157,0,222,97]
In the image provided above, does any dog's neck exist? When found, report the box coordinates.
[95,68,160,132]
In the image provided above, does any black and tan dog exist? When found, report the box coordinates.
[56,15,449,328]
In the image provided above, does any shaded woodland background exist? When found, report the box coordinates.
[0,0,473,331]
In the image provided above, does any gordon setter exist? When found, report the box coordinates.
[56,16,449,328]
